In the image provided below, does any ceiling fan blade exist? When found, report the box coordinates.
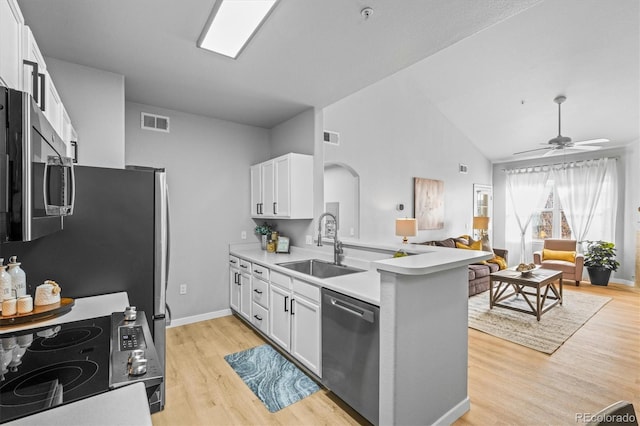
[542,148,561,157]
[572,138,610,146]
[513,147,552,155]
[567,145,601,151]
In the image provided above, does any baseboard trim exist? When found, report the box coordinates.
[433,397,470,425]
[168,308,232,328]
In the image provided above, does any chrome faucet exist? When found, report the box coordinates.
[317,212,343,266]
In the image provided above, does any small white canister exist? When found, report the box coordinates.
[7,256,26,298]
[1,298,17,316]
[17,295,33,314]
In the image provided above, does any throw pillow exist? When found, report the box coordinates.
[487,255,507,270]
[542,248,576,262]
[455,239,482,250]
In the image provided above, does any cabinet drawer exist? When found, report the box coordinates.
[271,270,291,289]
[238,258,251,272]
[252,264,270,281]
[229,255,239,267]
[252,278,269,308]
[292,279,320,303]
[251,302,269,334]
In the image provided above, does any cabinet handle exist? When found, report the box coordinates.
[273,202,277,215]
[253,270,262,275]
[38,73,46,112]
[23,60,39,103]
[254,289,262,294]
[254,314,262,321]
[258,203,263,215]
[240,264,248,269]
[290,298,295,315]
[235,273,240,285]
[284,296,288,312]
[256,203,260,215]
[230,260,237,264]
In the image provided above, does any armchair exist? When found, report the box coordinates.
[533,239,584,286]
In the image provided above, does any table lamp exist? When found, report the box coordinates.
[395,218,417,244]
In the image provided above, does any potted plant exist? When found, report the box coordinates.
[582,240,620,286]
[254,222,274,250]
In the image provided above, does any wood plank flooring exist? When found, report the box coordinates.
[151,282,639,426]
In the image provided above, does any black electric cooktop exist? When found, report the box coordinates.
[0,316,111,424]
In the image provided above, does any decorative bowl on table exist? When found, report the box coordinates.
[516,262,537,276]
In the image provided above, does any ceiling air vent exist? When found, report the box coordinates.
[141,112,170,133]
[323,130,339,145]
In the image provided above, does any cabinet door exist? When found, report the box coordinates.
[22,26,46,108]
[45,76,63,137]
[261,160,275,217]
[274,155,290,217]
[250,164,262,216]
[239,271,252,320]
[291,296,321,376]
[0,0,24,89]
[269,285,291,351]
[229,267,240,312]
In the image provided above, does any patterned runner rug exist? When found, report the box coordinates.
[224,344,320,412]
[468,290,611,354]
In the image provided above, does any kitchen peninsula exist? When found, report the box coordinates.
[229,242,493,425]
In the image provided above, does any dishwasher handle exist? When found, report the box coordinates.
[328,296,375,323]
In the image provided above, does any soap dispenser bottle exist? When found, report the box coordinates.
[7,256,26,298]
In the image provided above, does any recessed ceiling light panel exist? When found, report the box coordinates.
[198,0,278,59]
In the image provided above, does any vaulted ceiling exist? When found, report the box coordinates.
[18,0,639,162]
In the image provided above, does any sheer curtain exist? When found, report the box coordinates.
[552,158,617,250]
[581,159,618,244]
[505,167,550,263]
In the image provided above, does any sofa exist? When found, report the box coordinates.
[420,236,508,297]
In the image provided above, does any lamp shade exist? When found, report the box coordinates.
[472,216,489,230]
[396,218,417,243]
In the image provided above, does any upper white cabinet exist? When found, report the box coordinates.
[250,153,313,219]
[21,26,46,108]
[0,0,24,89]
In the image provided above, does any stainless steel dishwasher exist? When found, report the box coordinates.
[322,288,380,425]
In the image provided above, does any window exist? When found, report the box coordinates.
[531,181,572,240]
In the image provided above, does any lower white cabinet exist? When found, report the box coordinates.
[269,271,321,376]
[229,255,251,320]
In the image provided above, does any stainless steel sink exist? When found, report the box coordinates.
[277,259,365,279]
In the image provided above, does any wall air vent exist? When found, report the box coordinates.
[323,130,340,145]
[141,112,170,133]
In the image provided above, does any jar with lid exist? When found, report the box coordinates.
[7,256,26,298]
[0,259,13,306]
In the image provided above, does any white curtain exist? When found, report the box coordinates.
[505,167,550,263]
[552,158,617,250]
[581,159,618,244]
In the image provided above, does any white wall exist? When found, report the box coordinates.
[323,73,493,244]
[125,101,270,321]
[45,57,125,168]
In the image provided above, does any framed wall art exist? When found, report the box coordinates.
[414,177,444,230]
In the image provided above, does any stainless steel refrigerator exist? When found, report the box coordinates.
[0,165,170,412]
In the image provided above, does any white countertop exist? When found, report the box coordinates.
[0,292,129,334]
[229,243,493,306]
[6,382,152,426]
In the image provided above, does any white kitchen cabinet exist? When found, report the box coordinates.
[22,26,46,110]
[269,270,321,376]
[45,76,64,137]
[229,256,240,312]
[250,153,313,219]
[250,263,270,333]
[228,255,251,320]
[0,0,24,90]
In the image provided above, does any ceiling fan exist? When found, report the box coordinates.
[513,95,609,157]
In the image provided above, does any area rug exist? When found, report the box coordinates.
[224,344,320,412]
[468,291,611,354]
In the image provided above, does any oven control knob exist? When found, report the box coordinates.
[124,306,137,321]
[128,349,145,364]
[129,358,148,376]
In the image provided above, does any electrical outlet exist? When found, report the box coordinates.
[305,235,313,245]
[179,284,187,295]
[241,231,247,240]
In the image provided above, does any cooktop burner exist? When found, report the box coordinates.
[0,316,111,424]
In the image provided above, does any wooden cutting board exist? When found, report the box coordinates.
[0,298,75,326]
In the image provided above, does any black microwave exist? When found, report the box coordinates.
[0,86,75,242]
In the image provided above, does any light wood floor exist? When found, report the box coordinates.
[152,282,639,426]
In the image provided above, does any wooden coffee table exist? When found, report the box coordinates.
[489,268,563,321]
